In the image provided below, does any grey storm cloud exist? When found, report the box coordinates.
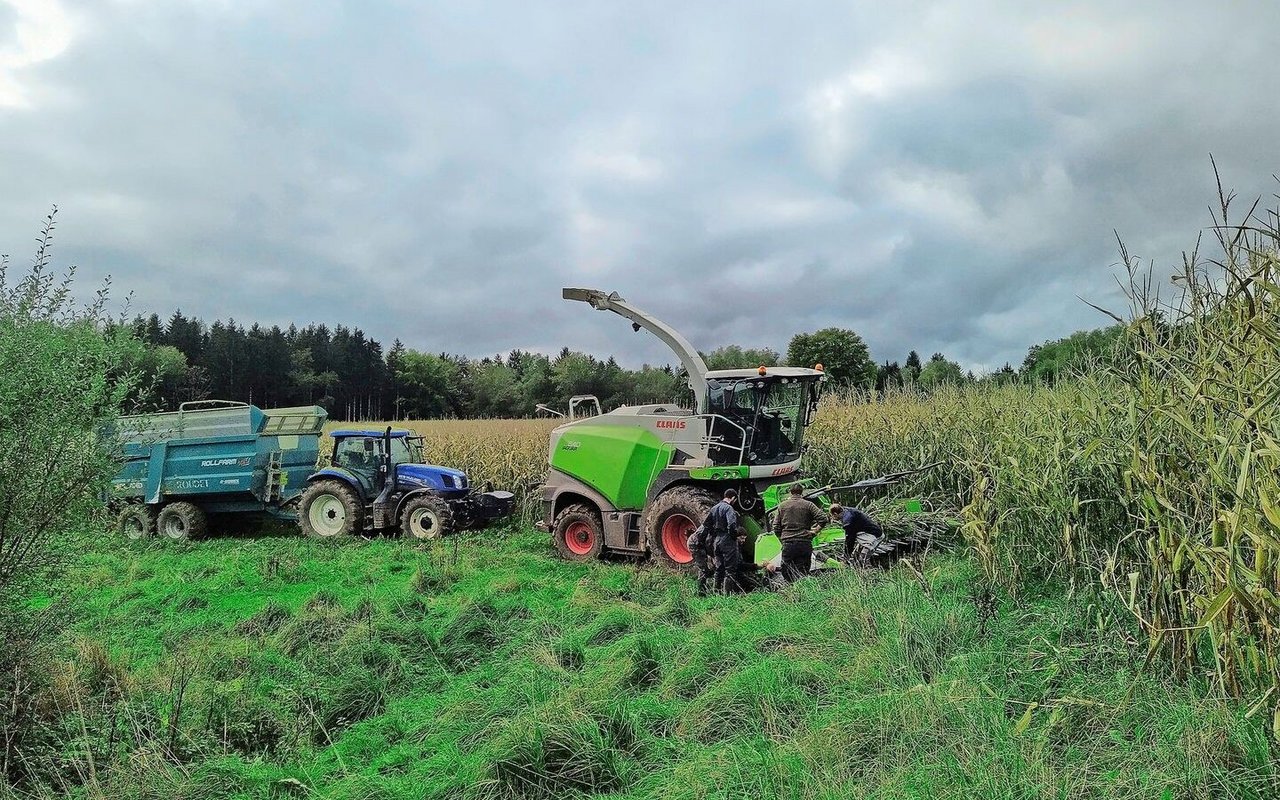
[2,0,1278,373]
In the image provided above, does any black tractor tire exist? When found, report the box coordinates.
[157,501,208,541]
[298,480,364,539]
[643,486,718,572]
[552,503,604,562]
[117,505,155,540]
[400,493,455,540]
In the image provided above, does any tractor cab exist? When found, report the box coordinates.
[327,429,469,499]
[702,367,826,468]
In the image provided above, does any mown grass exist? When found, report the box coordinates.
[14,524,1278,799]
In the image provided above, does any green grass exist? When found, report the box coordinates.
[17,525,1280,799]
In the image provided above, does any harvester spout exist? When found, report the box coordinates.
[562,288,710,412]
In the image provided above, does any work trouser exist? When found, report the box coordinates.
[781,538,813,582]
[694,548,714,596]
[712,535,742,594]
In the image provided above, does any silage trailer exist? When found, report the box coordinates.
[109,400,329,539]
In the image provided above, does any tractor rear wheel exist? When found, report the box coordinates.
[117,505,155,540]
[552,503,603,562]
[299,480,364,539]
[400,493,454,540]
[643,486,717,571]
[157,501,207,541]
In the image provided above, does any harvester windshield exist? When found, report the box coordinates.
[706,376,816,466]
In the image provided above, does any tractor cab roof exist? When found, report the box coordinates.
[330,429,416,439]
[705,366,826,381]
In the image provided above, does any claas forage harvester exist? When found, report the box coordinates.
[535,288,824,571]
[536,288,937,575]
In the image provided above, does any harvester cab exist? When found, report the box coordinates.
[539,288,828,568]
[300,428,515,540]
[701,367,824,469]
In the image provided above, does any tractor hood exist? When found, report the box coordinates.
[395,463,469,491]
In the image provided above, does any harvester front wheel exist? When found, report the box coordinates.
[157,501,207,541]
[400,493,454,540]
[117,505,155,540]
[643,487,717,572]
[299,480,363,539]
[552,504,603,562]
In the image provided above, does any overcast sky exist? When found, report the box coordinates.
[2,1,1277,372]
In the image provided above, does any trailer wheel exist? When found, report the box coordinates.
[643,486,717,571]
[299,480,364,539]
[157,501,208,541]
[552,503,603,562]
[400,493,454,540]
[117,505,155,540]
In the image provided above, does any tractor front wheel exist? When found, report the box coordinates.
[400,493,454,540]
[552,503,603,562]
[299,480,364,539]
[157,501,208,541]
[643,487,717,572]
[117,505,155,540]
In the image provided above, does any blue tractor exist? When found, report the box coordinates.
[299,427,515,540]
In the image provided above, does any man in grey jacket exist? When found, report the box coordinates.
[772,483,829,581]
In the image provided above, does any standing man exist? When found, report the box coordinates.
[829,503,884,565]
[703,488,744,594]
[773,484,829,581]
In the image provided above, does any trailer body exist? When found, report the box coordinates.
[110,402,327,517]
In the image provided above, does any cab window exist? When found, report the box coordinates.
[334,437,378,470]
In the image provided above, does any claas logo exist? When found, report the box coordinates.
[655,420,687,430]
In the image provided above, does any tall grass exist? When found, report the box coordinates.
[12,531,1277,798]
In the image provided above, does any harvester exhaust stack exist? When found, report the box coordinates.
[562,287,711,413]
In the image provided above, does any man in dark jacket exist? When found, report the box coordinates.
[702,488,743,594]
[773,483,829,581]
[829,502,884,564]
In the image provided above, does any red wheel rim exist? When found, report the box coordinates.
[564,521,595,555]
[660,514,695,563]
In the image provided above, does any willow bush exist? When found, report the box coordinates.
[0,210,139,785]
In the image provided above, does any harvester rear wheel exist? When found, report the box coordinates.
[117,505,155,540]
[299,480,363,539]
[400,493,454,540]
[157,501,207,541]
[552,503,603,562]
[643,486,717,572]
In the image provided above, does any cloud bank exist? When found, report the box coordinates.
[2,0,1277,372]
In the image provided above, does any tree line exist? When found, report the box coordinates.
[124,310,1123,420]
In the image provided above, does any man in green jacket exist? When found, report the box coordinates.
[772,483,829,581]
